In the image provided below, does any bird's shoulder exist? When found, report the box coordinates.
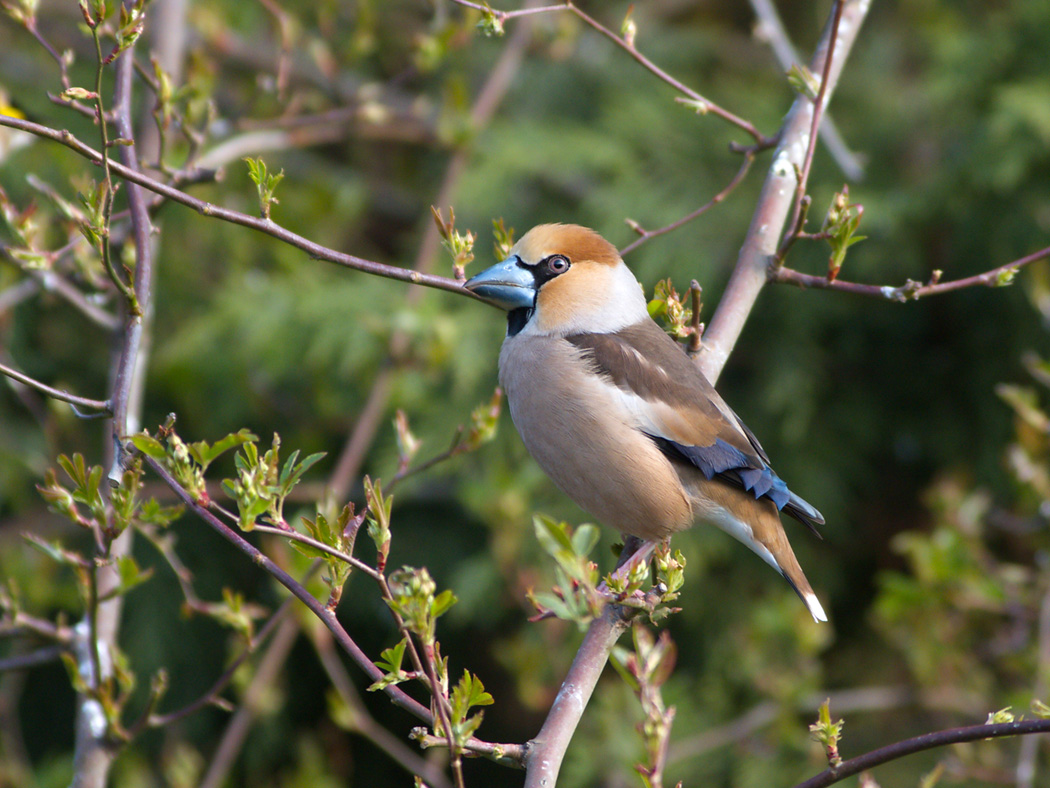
[562,320,761,453]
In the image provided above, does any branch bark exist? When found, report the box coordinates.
[0,113,470,297]
[794,718,1050,788]
[699,0,872,385]
[523,603,631,788]
[71,13,155,786]
[518,5,872,786]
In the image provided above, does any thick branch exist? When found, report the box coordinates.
[698,0,871,384]
[748,0,865,181]
[523,603,631,788]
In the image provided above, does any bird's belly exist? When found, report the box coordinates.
[500,342,692,539]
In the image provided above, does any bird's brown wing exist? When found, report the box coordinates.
[565,320,824,533]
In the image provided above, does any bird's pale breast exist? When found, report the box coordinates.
[498,334,693,539]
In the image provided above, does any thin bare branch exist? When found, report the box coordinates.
[451,0,770,143]
[778,0,846,261]
[0,360,111,413]
[620,153,755,257]
[668,685,915,764]
[251,524,382,580]
[309,625,456,788]
[0,279,39,314]
[198,613,301,788]
[567,4,767,143]
[0,114,472,298]
[148,596,296,728]
[0,645,67,672]
[142,454,435,724]
[794,718,1050,788]
[771,244,1050,302]
[749,0,865,181]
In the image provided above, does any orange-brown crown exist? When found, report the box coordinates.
[512,224,620,268]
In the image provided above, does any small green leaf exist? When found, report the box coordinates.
[188,428,258,469]
[787,63,820,99]
[129,433,167,460]
[476,5,504,37]
[571,523,600,557]
[534,514,574,556]
[430,588,458,619]
[99,554,154,600]
[368,638,412,691]
[986,706,1015,724]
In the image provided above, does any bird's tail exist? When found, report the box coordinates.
[778,565,828,623]
[704,491,828,622]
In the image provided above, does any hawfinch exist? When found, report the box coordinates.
[464,224,827,622]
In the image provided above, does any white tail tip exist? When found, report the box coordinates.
[805,592,828,623]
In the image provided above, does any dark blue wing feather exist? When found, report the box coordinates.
[647,435,816,533]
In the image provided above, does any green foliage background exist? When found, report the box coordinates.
[2,1,1050,786]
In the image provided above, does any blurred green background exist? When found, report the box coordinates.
[2,1,1050,786]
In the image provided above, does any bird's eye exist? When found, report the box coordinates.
[545,255,570,274]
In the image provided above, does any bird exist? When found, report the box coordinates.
[464,223,827,622]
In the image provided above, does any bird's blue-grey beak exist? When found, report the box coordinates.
[464,256,536,311]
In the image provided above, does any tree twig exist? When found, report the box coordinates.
[771,244,1050,302]
[698,0,871,384]
[0,360,111,414]
[620,152,755,257]
[777,0,846,261]
[451,0,770,144]
[0,114,472,298]
[197,612,301,788]
[748,0,864,181]
[142,454,434,723]
[793,718,1050,788]
[0,645,67,672]
[308,624,456,788]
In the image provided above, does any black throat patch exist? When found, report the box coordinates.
[507,307,533,337]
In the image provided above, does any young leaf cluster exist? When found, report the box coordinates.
[610,625,678,788]
[528,515,604,627]
[131,424,257,506]
[221,434,325,531]
[821,186,866,282]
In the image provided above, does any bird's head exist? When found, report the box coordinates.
[464,224,647,337]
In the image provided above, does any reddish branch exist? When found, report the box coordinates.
[0,115,470,298]
[0,360,111,414]
[142,454,528,767]
[450,0,770,144]
[620,153,756,257]
[778,0,846,261]
[794,718,1050,788]
[773,244,1050,301]
[142,454,433,722]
